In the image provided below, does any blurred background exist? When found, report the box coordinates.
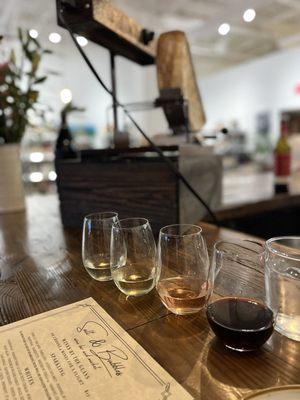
[2,0,300,202]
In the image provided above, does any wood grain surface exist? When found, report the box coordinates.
[56,157,179,235]
[93,0,156,57]
[0,194,299,399]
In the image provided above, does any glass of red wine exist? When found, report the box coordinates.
[206,240,275,352]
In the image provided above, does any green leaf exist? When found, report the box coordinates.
[23,46,34,62]
[31,53,41,74]
[33,76,47,84]
[29,36,41,48]
[17,28,23,44]
[10,50,16,65]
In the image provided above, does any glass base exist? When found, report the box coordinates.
[93,276,113,282]
[225,344,258,352]
[168,308,202,316]
[84,266,112,282]
[275,324,300,342]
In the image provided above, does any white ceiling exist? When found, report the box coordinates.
[2,0,300,76]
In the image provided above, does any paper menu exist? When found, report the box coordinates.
[0,298,193,400]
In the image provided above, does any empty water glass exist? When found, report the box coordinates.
[265,236,300,341]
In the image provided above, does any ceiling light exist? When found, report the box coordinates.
[29,29,39,39]
[48,171,57,181]
[49,32,62,44]
[76,36,88,47]
[243,8,256,22]
[218,23,230,36]
[29,152,44,163]
[60,88,73,104]
[30,172,43,183]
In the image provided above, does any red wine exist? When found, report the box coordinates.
[206,297,274,352]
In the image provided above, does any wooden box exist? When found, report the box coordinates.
[55,147,179,235]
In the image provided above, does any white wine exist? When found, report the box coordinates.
[83,256,112,281]
[157,276,207,315]
[112,265,155,296]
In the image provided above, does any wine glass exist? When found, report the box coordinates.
[156,224,209,315]
[207,240,274,352]
[82,212,118,281]
[110,218,157,297]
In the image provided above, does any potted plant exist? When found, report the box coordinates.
[0,29,50,213]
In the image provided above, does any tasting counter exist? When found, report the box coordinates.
[0,194,299,399]
[217,165,300,238]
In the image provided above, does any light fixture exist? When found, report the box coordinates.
[49,32,62,44]
[29,152,44,163]
[60,88,73,104]
[76,36,88,47]
[243,9,256,22]
[48,171,57,181]
[29,29,39,39]
[218,23,230,36]
[29,172,43,183]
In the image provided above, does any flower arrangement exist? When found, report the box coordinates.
[0,29,51,144]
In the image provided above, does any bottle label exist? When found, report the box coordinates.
[275,154,291,176]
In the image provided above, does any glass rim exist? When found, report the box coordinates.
[266,236,300,261]
[114,217,149,229]
[214,239,264,257]
[84,211,118,221]
[159,224,202,237]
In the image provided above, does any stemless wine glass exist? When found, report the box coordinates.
[156,224,209,315]
[110,218,157,297]
[82,212,118,281]
[265,236,300,341]
[207,240,274,352]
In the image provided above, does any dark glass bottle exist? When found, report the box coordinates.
[274,118,291,194]
[55,111,77,159]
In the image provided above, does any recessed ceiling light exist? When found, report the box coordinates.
[218,23,230,36]
[49,32,62,44]
[60,88,73,104]
[243,8,256,22]
[29,29,39,39]
[76,36,88,47]
[30,172,43,183]
[48,171,57,181]
[29,152,44,163]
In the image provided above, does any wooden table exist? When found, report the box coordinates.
[0,194,299,399]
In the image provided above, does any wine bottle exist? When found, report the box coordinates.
[55,110,77,159]
[274,118,291,194]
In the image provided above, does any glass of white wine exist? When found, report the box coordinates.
[110,218,157,297]
[82,212,118,281]
[156,224,209,315]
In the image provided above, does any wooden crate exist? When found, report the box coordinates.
[55,147,179,235]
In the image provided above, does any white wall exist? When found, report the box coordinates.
[199,46,300,149]
[39,37,167,148]
[26,20,300,150]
